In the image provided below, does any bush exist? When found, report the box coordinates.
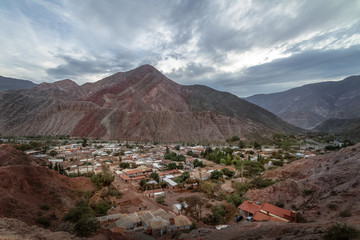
[94,201,111,216]
[303,189,315,196]
[250,177,275,189]
[35,217,50,228]
[323,223,360,240]
[90,173,114,189]
[74,214,100,237]
[227,193,244,207]
[327,203,338,211]
[39,204,50,211]
[339,210,351,218]
[275,201,284,208]
[119,162,130,169]
[62,203,99,237]
[156,195,165,204]
[210,170,223,180]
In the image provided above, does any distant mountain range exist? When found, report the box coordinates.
[0,76,37,92]
[246,76,360,129]
[0,65,301,143]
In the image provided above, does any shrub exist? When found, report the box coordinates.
[323,223,360,240]
[62,203,99,237]
[94,201,111,216]
[303,189,315,196]
[210,170,223,180]
[156,196,165,204]
[39,204,50,211]
[327,203,338,211]
[90,173,114,189]
[296,213,307,223]
[339,210,351,218]
[250,177,275,189]
[275,201,284,208]
[35,217,50,228]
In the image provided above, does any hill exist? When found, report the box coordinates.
[0,76,37,92]
[0,65,302,143]
[182,143,360,239]
[246,75,360,129]
[314,118,360,142]
[0,144,93,227]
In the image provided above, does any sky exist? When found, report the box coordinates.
[0,0,359,97]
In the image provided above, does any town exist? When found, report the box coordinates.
[1,133,348,238]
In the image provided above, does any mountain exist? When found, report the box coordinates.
[314,117,360,142]
[0,76,37,92]
[246,75,360,129]
[0,65,301,142]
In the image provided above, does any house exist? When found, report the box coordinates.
[143,189,165,198]
[238,200,296,223]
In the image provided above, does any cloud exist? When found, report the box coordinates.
[0,0,359,95]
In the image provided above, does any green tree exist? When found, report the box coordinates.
[49,150,58,157]
[82,138,88,147]
[221,168,235,177]
[149,172,160,182]
[210,170,223,180]
[167,162,177,170]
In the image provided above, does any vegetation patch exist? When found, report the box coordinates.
[323,223,360,240]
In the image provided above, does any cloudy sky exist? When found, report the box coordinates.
[0,0,359,97]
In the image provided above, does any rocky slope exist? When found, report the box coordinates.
[0,76,37,92]
[0,144,93,227]
[246,75,360,129]
[0,65,302,142]
[314,117,360,142]
[246,143,360,223]
[180,144,360,240]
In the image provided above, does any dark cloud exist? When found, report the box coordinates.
[1,0,360,95]
[216,45,360,96]
[46,54,134,80]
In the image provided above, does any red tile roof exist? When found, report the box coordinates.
[252,211,270,221]
[260,202,292,220]
[120,174,131,180]
[238,201,262,214]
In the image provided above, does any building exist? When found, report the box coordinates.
[238,200,296,223]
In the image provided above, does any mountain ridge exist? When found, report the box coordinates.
[246,75,360,129]
[0,65,303,142]
[0,76,37,92]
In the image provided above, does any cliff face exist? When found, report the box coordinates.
[0,65,301,142]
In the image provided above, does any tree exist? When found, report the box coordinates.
[167,162,177,170]
[193,159,204,168]
[238,140,245,149]
[149,172,159,182]
[119,162,130,169]
[210,170,223,180]
[82,138,88,148]
[49,150,58,157]
[253,141,261,150]
[221,168,235,177]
